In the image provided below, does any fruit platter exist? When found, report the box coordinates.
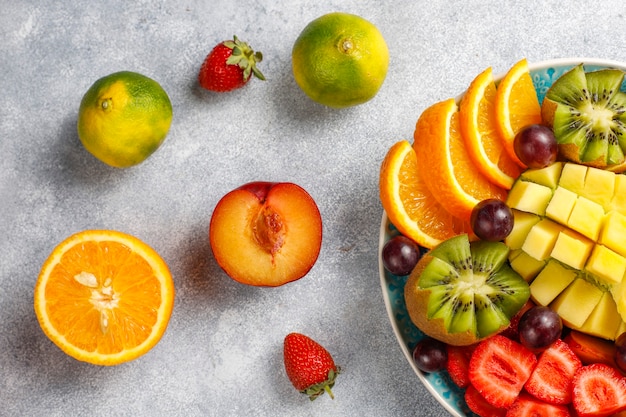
[379,58,626,416]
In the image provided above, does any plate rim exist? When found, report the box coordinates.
[378,56,626,417]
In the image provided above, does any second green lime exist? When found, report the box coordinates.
[77,71,173,168]
[292,12,389,108]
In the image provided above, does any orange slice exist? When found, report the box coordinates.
[459,66,522,189]
[34,230,175,366]
[379,140,471,249]
[495,58,542,167]
[413,98,508,221]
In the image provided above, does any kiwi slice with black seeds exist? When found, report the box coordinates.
[404,234,530,346]
[541,63,626,171]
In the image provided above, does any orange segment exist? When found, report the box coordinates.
[413,98,508,221]
[495,58,542,167]
[460,67,522,189]
[380,140,471,249]
[34,230,175,366]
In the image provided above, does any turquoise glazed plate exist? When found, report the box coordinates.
[378,58,626,416]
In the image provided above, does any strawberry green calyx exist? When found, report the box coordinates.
[224,36,266,82]
[302,367,341,401]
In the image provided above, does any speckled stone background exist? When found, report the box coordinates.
[1,1,624,416]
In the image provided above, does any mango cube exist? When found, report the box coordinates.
[585,244,626,285]
[520,162,563,188]
[507,181,553,216]
[545,186,577,226]
[550,229,594,270]
[567,196,604,241]
[610,174,626,214]
[551,278,604,328]
[599,210,626,258]
[559,163,587,194]
[578,291,622,340]
[522,219,563,261]
[582,166,615,210]
[508,250,546,282]
[505,210,541,250]
[530,260,577,306]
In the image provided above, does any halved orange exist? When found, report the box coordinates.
[379,140,471,249]
[495,58,542,167]
[34,230,175,366]
[459,66,522,189]
[413,98,508,222]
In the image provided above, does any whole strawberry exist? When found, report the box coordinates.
[198,35,265,92]
[283,332,340,400]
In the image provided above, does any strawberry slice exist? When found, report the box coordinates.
[446,344,476,388]
[572,363,626,417]
[464,384,506,417]
[506,393,572,417]
[469,334,537,408]
[524,339,582,405]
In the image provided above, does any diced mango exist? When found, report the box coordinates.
[559,163,587,194]
[550,230,594,270]
[507,181,553,216]
[545,186,577,226]
[586,244,626,285]
[582,166,615,210]
[615,320,626,339]
[520,162,563,188]
[599,210,626,258]
[567,196,604,241]
[578,292,622,340]
[522,219,563,261]
[551,278,604,328]
[530,260,577,306]
[610,174,626,214]
[509,250,546,282]
[505,210,541,250]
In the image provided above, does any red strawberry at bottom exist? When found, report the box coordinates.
[283,332,340,400]
[506,393,571,417]
[198,35,265,92]
[469,335,537,409]
[572,363,626,417]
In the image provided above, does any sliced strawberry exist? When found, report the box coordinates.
[572,363,626,417]
[505,393,572,417]
[464,384,507,417]
[446,344,476,388]
[469,334,537,408]
[524,339,582,405]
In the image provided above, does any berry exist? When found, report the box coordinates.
[411,337,447,373]
[513,124,558,168]
[283,333,340,400]
[572,363,626,417]
[524,339,582,405]
[518,306,563,352]
[469,335,537,408]
[616,332,626,373]
[470,199,514,242]
[445,344,476,388]
[381,235,422,276]
[198,36,265,92]
[506,393,571,417]
[464,384,506,417]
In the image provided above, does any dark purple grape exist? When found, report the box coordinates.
[382,235,422,276]
[615,332,626,373]
[470,199,514,242]
[412,337,448,373]
[514,124,558,169]
[518,306,562,352]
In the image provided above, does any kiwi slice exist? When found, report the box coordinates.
[541,63,626,171]
[404,234,530,346]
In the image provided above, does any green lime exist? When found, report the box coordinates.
[77,71,173,168]
[292,12,389,108]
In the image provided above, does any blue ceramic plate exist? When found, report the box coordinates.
[379,58,626,416]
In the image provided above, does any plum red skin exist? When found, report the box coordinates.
[238,181,275,201]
